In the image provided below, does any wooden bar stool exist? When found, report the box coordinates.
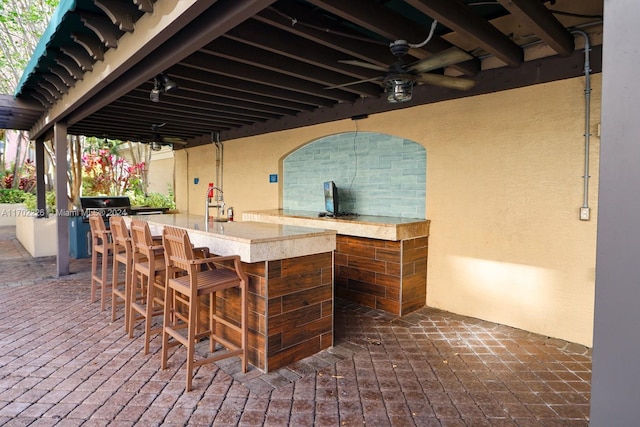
[129,219,166,354]
[89,212,113,311]
[161,225,248,392]
[110,216,133,331]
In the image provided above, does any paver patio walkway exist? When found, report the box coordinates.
[0,226,591,426]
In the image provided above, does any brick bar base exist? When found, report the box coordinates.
[335,235,428,316]
[208,251,334,372]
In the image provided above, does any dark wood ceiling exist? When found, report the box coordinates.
[6,0,603,148]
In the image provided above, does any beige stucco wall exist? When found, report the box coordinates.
[173,74,601,346]
[147,155,174,195]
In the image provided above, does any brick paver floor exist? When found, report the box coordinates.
[0,226,591,426]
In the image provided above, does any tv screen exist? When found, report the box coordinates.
[323,181,339,215]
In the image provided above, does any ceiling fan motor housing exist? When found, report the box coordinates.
[389,40,410,58]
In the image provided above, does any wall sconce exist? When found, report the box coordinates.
[149,72,178,102]
[384,77,414,103]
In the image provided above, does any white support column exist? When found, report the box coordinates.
[590,0,640,424]
[54,123,69,277]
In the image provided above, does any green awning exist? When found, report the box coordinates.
[14,0,77,97]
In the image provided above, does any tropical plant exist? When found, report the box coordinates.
[129,191,176,209]
[0,188,28,203]
[22,190,55,213]
[81,146,145,197]
[2,158,36,191]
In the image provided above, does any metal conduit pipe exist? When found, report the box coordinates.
[572,30,592,218]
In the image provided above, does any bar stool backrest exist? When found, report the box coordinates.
[110,216,130,253]
[162,226,195,274]
[88,212,108,243]
[130,219,155,259]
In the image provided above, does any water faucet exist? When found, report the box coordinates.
[205,184,225,230]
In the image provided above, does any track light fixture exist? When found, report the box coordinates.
[159,73,178,93]
[149,72,178,102]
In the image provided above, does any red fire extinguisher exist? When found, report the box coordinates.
[207,183,214,202]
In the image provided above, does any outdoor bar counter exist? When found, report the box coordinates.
[124,214,336,372]
[244,210,430,316]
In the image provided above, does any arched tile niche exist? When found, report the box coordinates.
[283,132,426,218]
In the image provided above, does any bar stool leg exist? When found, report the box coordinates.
[112,252,131,331]
[186,294,198,392]
[241,281,248,373]
[161,277,175,371]
[100,247,109,311]
[90,243,99,304]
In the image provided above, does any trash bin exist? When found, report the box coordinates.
[69,216,91,258]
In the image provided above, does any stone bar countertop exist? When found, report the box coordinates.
[243,209,430,241]
[124,213,336,263]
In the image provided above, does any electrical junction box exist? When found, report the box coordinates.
[580,207,590,221]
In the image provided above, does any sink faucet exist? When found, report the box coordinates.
[205,185,225,231]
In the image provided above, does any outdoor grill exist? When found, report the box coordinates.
[79,196,131,223]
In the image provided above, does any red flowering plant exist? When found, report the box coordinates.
[2,159,36,192]
[82,149,145,196]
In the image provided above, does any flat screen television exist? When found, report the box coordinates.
[323,181,339,216]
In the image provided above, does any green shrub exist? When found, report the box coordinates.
[22,191,56,214]
[129,192,176,209]
[0,189,29,204]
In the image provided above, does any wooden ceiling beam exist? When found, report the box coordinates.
[225,20,380,81]
[55,54,84,80]
[94,0,138,32]
[124,91,284,120]
[170,63,335,107]
[181,52,358,103]
[305,0,479,75]
[37,81,62,100]
[64,0,277,130]
[110,98,258,125]
[405,0,523,67]
[72,32,105,61]
[202,38,382,98]
[133,0,155,14]
[27,91,51,108]
[104,101,255,126]
[49,64,77,87]
[155,77,315,112]
[79,12,122,48]
[60,44,95,72]
[42,74,70,94]
[497,0,574,56]
[256,5,391,68]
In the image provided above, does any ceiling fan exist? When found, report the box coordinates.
[144,123,187,150]
[328,40,476,103]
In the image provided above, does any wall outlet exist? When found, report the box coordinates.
[580,207,590,221]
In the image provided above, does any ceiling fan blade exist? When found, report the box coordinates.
[338,59,388,72]
[163,137,187,145]
[325,76,383,90]
[414,73,476,90]
[408,48,473,73]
